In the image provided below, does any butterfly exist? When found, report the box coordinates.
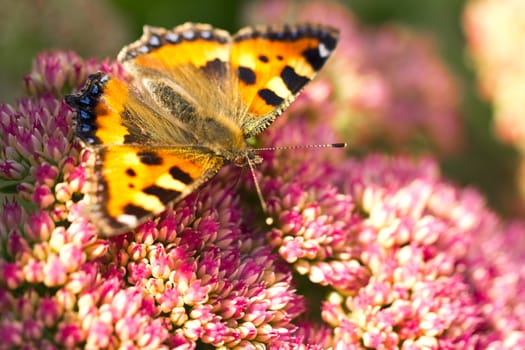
[65,22,339,236]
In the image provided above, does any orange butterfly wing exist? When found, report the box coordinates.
[231,23,339,136]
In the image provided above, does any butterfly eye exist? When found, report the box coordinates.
[248,152,263,165]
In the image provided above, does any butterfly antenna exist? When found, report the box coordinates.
[246,142,346,225]
[246,156,274,225]
[254,142,347,152]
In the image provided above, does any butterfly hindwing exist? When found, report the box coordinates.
[231,23,339,136]
[84,145,223,233]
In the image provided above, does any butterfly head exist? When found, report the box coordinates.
[232,150,263,167]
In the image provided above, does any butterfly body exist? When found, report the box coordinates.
[66,22,338,235]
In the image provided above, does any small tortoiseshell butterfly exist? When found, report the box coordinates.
[66,22,339,235]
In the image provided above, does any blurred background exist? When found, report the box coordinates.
[1,0,524,219]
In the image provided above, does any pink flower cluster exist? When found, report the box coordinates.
[249,111,525,348]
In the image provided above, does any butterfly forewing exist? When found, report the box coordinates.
[65,72,198,147]
[231,23,339,136]
[118,23,233,96]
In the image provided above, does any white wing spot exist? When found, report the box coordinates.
[165,33,179,42]
[183,30,195,40]
[148,35,160,46]
[137,45,149,53]
[318,43,331,58]
[117,214,138,227]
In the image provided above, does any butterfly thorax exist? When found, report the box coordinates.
[189,111,262,167]
[189,109,247,159]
